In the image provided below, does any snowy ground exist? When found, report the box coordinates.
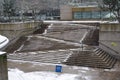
[8,68,79,80]
[43,20,119,24]
[8,60,120,80]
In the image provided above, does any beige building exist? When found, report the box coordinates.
[60,5,73,20]
[60,4,112,20]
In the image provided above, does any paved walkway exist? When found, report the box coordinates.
[28,35,86,47]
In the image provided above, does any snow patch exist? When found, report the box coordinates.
[43,23,53,34]
[0,51,6,55]
[0,35,9,49]
[8,68,79,80]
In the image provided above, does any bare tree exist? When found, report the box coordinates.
[2,0,16,21]
[100,0,120,22]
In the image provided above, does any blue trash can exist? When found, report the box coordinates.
[55,65,62,72]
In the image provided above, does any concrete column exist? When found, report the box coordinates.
[0,52,8,80]
[60,5,72,20]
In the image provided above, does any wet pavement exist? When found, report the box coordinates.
[16,35,80,52]
[8,60,120,80]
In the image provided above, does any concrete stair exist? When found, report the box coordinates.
[7,49,72,64]
[62,48,117,69]
[93,48,117,68]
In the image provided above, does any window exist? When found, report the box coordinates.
[73,11,92,19]
[101,11,109,18]
[73,11,110,19]
[73,12,82,19]
[92,11,101,19]
[82,11,91,19]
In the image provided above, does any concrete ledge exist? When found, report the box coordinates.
[0,52,8,80]
[0,21,42,50]
[100,23,120,31]
[99,42,120,60]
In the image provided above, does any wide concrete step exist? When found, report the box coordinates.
[95,48,117,65]
[62,48,117,69]
[64,61,111,68]
[7,50,71,64]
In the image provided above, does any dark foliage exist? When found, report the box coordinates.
[101,0,120,22]
[2,0,16,17]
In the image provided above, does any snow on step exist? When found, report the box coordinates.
[7,50,71,64]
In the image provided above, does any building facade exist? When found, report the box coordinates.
[60,4,112,20]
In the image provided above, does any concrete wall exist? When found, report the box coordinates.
[100,23,120,32]
[99,23,120,41]
[0,21,42,50]
[72,6,98,12]
[99,23,120,59]
[60,5,72,20]
[99,31,120,41]
[0,53,8,80]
